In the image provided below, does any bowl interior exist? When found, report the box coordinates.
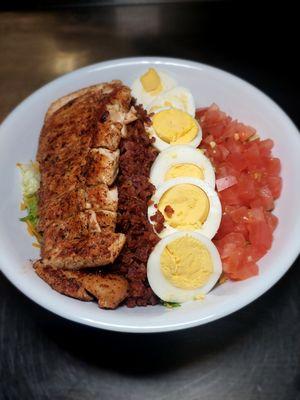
[0,57,300,333]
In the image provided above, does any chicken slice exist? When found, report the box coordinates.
[92,121,123,151]
[45,82,116,122]
[95,210,117,231]
[34,260,93,301]
[35,81,130,276]
[91,85,132,150]
[38,81,130,162]
[39,162,84,203]
[42,232,126,270]
[38,130,92,166]
[80,273,128,309]
[38,184,118,232]
[42,211,101,256]
[34,261,128,309]
[84,148,119,186]
[85,184,118,212]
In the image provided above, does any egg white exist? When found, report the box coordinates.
[148,86,195,116]
[131,70,177,108]
[148,177,222,239]
[150,145,215,188]
[147,231,222,303]
[147,110,202,152]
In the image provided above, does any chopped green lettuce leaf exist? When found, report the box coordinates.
[161,301,181,308]
[20,193,39,227]
[18,161,41,242]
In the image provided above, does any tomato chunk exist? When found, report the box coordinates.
[197,104,281,281]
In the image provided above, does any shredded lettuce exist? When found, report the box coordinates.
[18,161,40,197]
[18,162,41,242]
[20,193,39,226]
[161,301,181,308]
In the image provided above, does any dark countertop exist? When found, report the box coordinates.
[0,3,299,400]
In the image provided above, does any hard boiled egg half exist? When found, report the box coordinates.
[147,108,202,152]
[148,177,222,239]
[148,86,195,117]
[147,231,222,303]
[131,68,177,108]
[150,145,215,188]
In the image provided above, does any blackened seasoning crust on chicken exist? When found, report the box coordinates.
[116,104,160,307]
[36,81,132,270]
[34,261,128,309]
[33,81,137,309]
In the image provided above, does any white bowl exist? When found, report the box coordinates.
[0,57,299,333]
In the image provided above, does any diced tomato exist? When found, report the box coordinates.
[259,139,274,157]
[249,198,262,209]
[221,247,244,272]
[244,142,263,169]
[250,185,274,211]
[239,126,256,142]
[245,244,268,262]
[232,223,249,240]
[217,163,238,178]
[219,186,241,206]
[222,247,258,280]
[248,220,273,252]
[265,212,279,232]
[266,176,282,199]
[208,144,230,163]
[227,152,247,172]
[225,137,243,154]
[215,232,246,251]
[266,157,281,176]
[227,206,248,223]
[218,145,230,160]
[237,173,256,204]
[210,122,228,140]
[250,197,273,211]
[195,107,208,118]
[227,261,259,280]
[248,206,265,222]
[233,122,256,141]
[203,134,214,145]
[214,213,235,240]
[206,146,222,164]
[196,104,281,282]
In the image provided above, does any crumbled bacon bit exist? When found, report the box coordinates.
[150,210,165,233]
[147,199,154,206]
[164,205,174,218]
[116,104,160,307]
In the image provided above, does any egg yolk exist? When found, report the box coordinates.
[152,109,198,145]
[160,235,213,290]
[165,163,204,181]
[140,68,162,94]
[158,184,210,230]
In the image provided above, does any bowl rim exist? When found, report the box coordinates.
[1,56,300,333]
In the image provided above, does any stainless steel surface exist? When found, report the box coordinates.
[0,3,299,400]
